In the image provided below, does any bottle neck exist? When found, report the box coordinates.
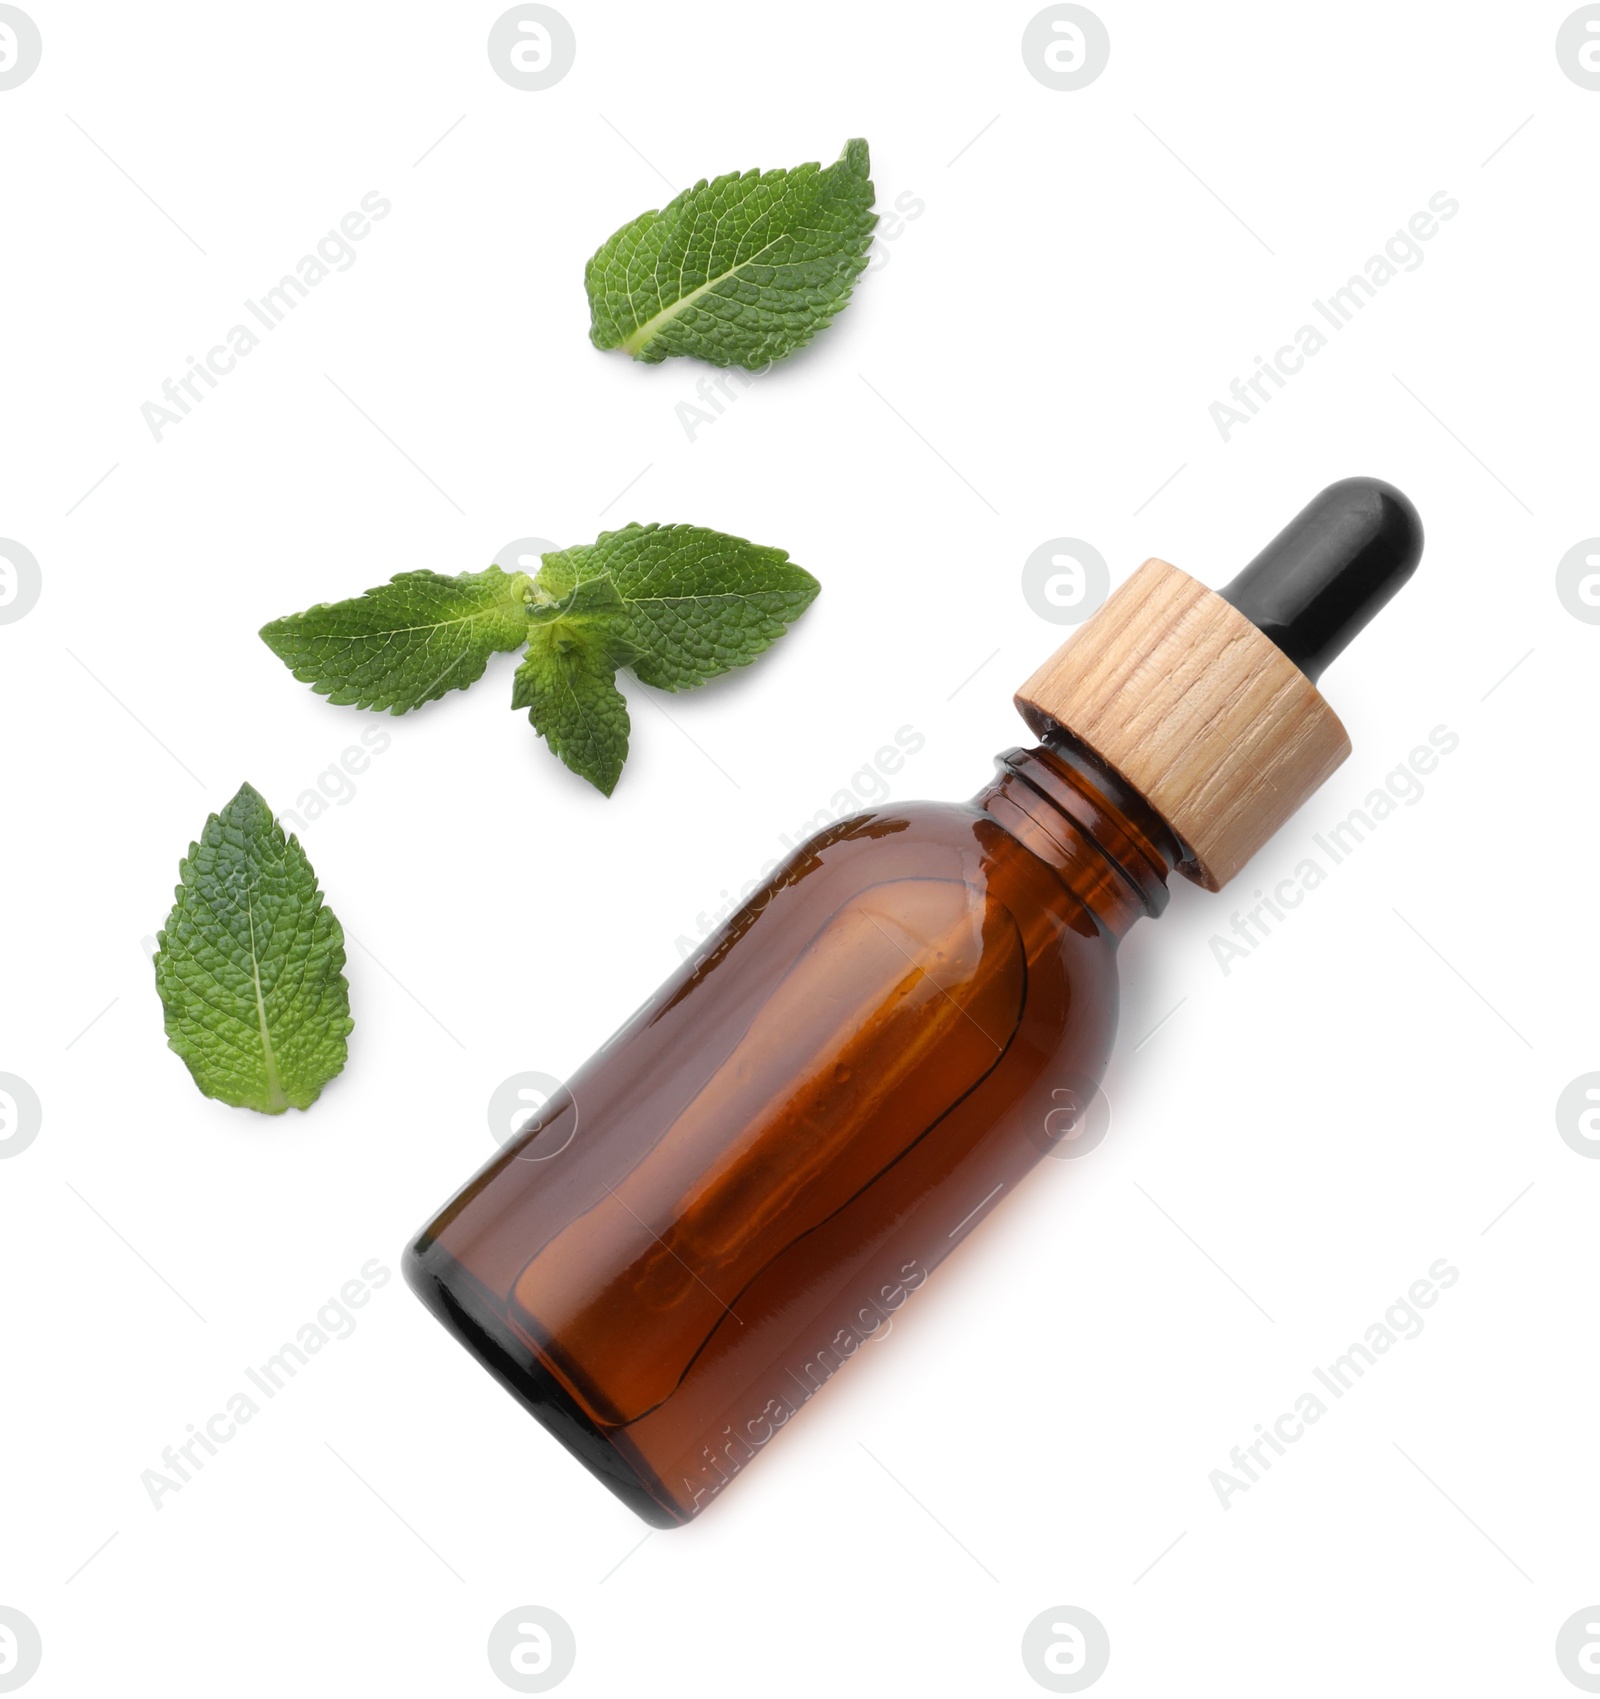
[975,736,1181,938]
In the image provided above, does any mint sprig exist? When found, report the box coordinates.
[155,783,352,1114]
[585,139,877,369]
[261,525,819,795]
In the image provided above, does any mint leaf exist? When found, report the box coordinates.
[154,783,352,1115]
[260,566,534,713]
[535,524,820,692]
[585,138,876,368]
[512,578,644,796]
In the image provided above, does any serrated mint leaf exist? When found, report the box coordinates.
[154,783,352,1115]
[512,578,644,796]
[260,566,534,714]
[585,138,876,369]
[262,527,820,797]
[535,524,819,692]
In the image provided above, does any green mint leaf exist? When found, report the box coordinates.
[585,138,876,368]
[154,783,352,1115]
[512,578,644,796]
[260,566,534,714]
[535,523,820,692]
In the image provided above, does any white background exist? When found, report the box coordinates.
[2,2,1596,1694]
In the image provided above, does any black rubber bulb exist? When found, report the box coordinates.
[1218,477,1423,682]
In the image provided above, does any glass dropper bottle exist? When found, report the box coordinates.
[405,477,1423,1526]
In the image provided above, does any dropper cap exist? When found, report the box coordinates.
[1015,479,1422,890]
[1219,478,1422,682]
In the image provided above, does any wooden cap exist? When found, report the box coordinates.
[1015,558,1351,891]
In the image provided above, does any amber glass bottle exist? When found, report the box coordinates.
[408,740,1175,1524]
[406,478,1423,1525]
